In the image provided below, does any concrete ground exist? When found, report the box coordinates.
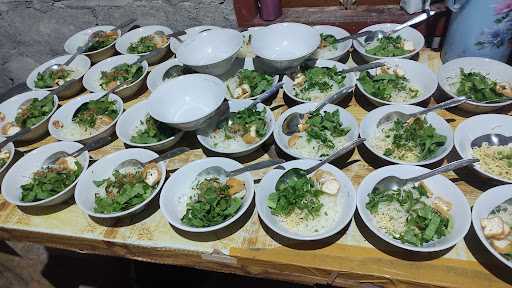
[1,241,312,288]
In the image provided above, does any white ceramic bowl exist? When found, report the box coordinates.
[353,23,424,62]
[0,91,58,142]
[116,100,184,151]
[146,59,183,93]
[75,148,166,218]
[252,22,321,71]
[256,159,356,240]
[26,55,91,99]
[115,25,172,65]
[356,58,438,106]
[472,184,512,269]
[360,104,454,165]
[48,92,123,144]
[176,28,243,75]
[0,138,14,179]
[438,57,512,113]
[311,25,352,61]
[454,114,512,183]
[2,141,89,206]
[283,59,356,103]
[148,74,226,131]
[357,164,471,252]
[64,25,121,63]
[82,55,149,99]
[196,100,274,156]
[169,25,221,54]
[274,103,359,160]
[159,157,254,232]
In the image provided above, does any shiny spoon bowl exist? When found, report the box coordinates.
[470,133,512,149]
[115,147,189,172]
[196,159,285,182]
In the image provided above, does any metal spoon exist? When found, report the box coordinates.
[376,96,467,127]
[373,158,479,192]
[282,85,353,136]
[471,133,512,149]
[333,30,373,44]
[246,81,284,110]
[275,138,366,188]
[42,136,114,168]
[285,61,385,84]
[0,127,32,149]
[162,65,186,81]
[363,10,436,45]
[115,147,189,172]
[155,28,212,44]
[196,159,285,182]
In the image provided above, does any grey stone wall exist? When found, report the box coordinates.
[0,0,237,94]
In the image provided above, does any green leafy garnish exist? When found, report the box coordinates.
[100,63,143,90]
[365,35,410,57]
[498,149,512,168]
[295,66,346,100]
[237,69,274,96]
[21,161,83,202]
[72,96,119,129]
[218,106,267,140]
[382,117,446,161]
[366,184,451,246]
[181,177,242,228]
[128,35,157,54]
[93,169,154,214]
[0,158,7,169]
[267,170,323,219]
[358,71,419,102]
[84,31,118,53]
[15,95,55,128]
[320,33,337,48]
[35,67,73,89]
[304,110,350,151]
[131,115,174,144]
[456,69,507,103]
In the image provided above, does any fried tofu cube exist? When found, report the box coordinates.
[242,125,258,144]
[235,84,251,99]
[481,216,508,239]
[56,156,78,171]
[94,115,114,130]
[226,178,245,196]
[288,133,300,147]
[52,120,64,129]
[0,150,9,160]
[293,73,306,87]
[496,83,512,97]
[491,238,512,254]
[311,170,340,195]
[432,196,453,218]
[142,163,162,186]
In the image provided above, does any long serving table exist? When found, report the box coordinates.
[1,49,511,288]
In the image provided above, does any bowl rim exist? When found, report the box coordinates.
[26,54,91,91]
[64,25,121,55]
[438,56,512,108]
[74,148,165,218]
[353,23,424,60]
[146,58,184,92]
[115,25,173,56]
[355,58,438,106]
[169,25,222,54]
[48,92,124,142]
[356,164,472,252]
[359,104,454,166]
[115,100,184,148]
[196,101,275,154]
[255,159,357,240]
[159,157,255,232]
[1,141,90,206]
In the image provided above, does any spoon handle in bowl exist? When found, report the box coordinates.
[248,82,284,109]
[134,47,166,65]
[410,97,467,118]
[70,136,115,158]
[0,127,32,150]
[340,62,385,75]
[305,138,366,175]
[113,18,137,32]
[391,10,436,35]
[335,31,372,43]
[311,85,353,114]
[405,158,479,184]
[144,147,190,165]
[227,159,286,177]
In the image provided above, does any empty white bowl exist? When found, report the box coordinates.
[26,55,91,99]
[176,28,243,75]
[148,74,226,131]
[116,100,184,151]
[115,25,172,65]
[146,59,183,93]
[454,114,512,183]
[2,141,89,206]
[360,104,454,165]
[472,184,512,269]
[0,91,58,142]
[75,148,166,218]
[311,25,352,61]
[48,92,123,144]
[283,59,356,103]
[252,22,321,71]
[356,58,438,106]
[353,23,424,62]
[256,159,356,240]
[357,164,471,252]
[274,103,359,160]
[159,157,255,232]
[82,54,149,99]
[169,25,221,54]
[196,100,274,156]
[438,57,512,113]
[64,25,121,63]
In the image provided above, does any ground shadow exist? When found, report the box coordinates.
[17,197,74,216]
